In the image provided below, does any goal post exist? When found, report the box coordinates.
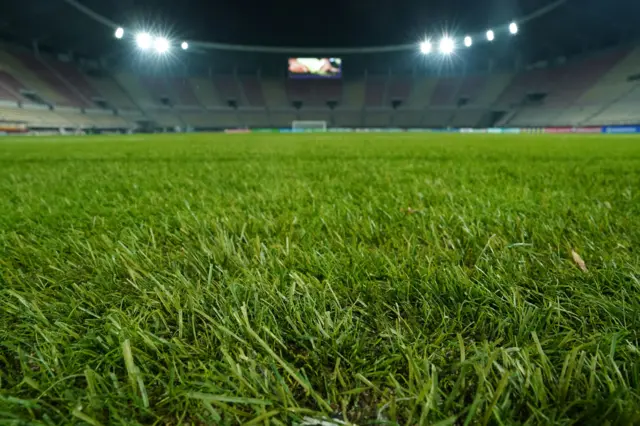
[292,120,327,132]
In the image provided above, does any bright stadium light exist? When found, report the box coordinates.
[115,27,124,39]
[439,37,455,54]
[509,22,518,34]
[464,36,473,47]
[419,40,432,54]
[486,29,495,41]
[181,41,189,50]
[154,37,170,53]
[136,32,152,49]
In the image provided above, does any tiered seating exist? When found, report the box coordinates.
[0,106,52,126]
[364,77,386,107]
[543,50,627,107]
[394,111,423,127]
[115,73,157,108]
[364,111,391,127]
[147,109,182,127]
[495,68,549,107]
[546,106,602,125]
[509,107,561,126]
[429,77,459,106]
[386,78,412,104]
[286,80,312,104]
[262,79,289,107]
[406,78,438,107]
[0,105,91,128]
[189,77,223,107]
[85,111,130,128]
[269,111,298,127]
[0,51,68,105]
[55,109,98,127]
[588,84,640,125]
[456,75,487,105]
[0,71,24,102]
[214,76,241,103]
[87,76,138,110]
[341,81,365,108]
[333,111,363,127]
[168,77,200,107]
[423,110,454,127]
[141,76,171,104]
[239,76,265,106]
[46,59,98,106]
[181,112,214,127]
[576,48,640,107]
[14,52,88,107]
[209,111,241,128]
[241,110,270,127]
[474,74,513,106]
[450,110,486,127]
[119,110,144,126]
[310,80,342,106]
[299,110,331,122]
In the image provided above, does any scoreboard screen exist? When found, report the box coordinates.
[288,58,342,79]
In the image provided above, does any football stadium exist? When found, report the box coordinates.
[1,0,640,424]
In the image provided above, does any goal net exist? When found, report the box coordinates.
[292,120,327,132]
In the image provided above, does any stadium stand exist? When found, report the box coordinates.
[87,76,139,111]
[168,77,201,108]
[188,77,223,107]
[310,80,342,106]
[364,110,391,127]
[262,79,289,108]
[44,58,99,107]
[0,71,24,103]
[286,79,312,105]
[341,80,366,108]
[115,72,157,108]
[181,111,215,128]
[214,76,242,105]
[430,77,460,106]
[406,77,439,107]
[239,76,266,107]
[241,110,270,127]
[0,49,67,105]
[13,51,88,107]
[364,76,386,107]
[474,74,513,106]
[386,77,412,107]
[2,41,640,130]
[394,110,423,127]
[270,110,298,127]
[333,110,363,127]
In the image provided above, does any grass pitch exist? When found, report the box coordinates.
[1,133,640,425]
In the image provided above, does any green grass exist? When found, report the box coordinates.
[1,133,640,425]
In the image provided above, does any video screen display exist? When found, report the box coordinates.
[288,58,342,79]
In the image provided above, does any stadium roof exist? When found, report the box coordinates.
[1,0,639,63]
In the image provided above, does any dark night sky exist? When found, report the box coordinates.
[115,0,523,47]
[1,0,640,63]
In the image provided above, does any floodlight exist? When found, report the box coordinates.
[486,30,495,41]
[136,32,152,49]
[181,41,189,50]
[154,37,170,53]
[509,22,518,34]
[115,27,124,39]
[419,40,432,54]
[439,37,455,54]
[464,36,472,47]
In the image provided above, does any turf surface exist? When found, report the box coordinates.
[1,133,640,425]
